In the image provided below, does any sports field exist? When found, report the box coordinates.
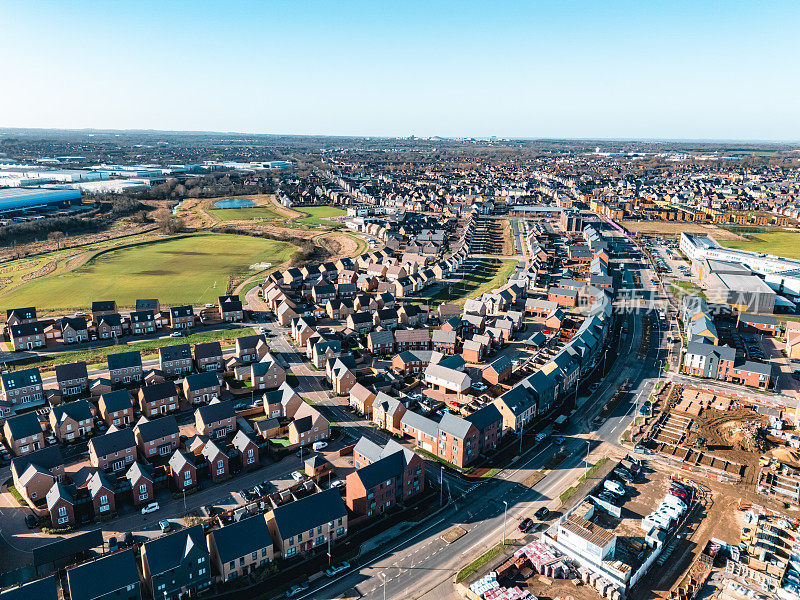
[0,233,296,311]
[210,205,287,221]
[720,231,800,260]
[297,206,347,226]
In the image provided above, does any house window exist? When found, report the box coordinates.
[287,547,296,557]
[58,506,67,517]
[184,470,192,480]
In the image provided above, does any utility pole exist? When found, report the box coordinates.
[585,440,591,478]
[502,500,508,545]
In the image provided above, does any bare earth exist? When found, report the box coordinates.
[621,221,746,240]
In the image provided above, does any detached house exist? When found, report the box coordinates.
[89,427,137,473]
[49,400,95,442]
[170,305,195,329]
[194,342,224,372]
[218,295,244,322]
[195,399,236,439]
[3,412,44,455]
[249,354,286,391]
[107,351,143,385]
[1,368,44,412]
[87,471,117,518]
[134,415,180,459]
[183,371,221,405]
[169,450,198,489]
[6,306,37,326]
[58,317,89,344]
[138,381,179,418]
[95,313,123,339]
[91,300,117,320]
[98,390,135,427]
[235,334,269,364]
[232,430,260,470]
[288,403,330,446]
[201,440,230,482]
[54,361,89,397]
[9,321,46,350]
[158,344,193,377]
[126,462,156,507]
[129,310,156,335]
[10,446,65,504]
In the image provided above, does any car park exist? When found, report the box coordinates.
[141,502,160,515]
[518,518,534,532]
[325,561,351,577]
[534,507,550,520]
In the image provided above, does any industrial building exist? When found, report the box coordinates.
[0,188,82,214]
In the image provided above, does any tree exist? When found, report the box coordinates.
[156,210,184,235]
[48,231,65,250]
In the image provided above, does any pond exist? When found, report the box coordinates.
[214,198,256,209]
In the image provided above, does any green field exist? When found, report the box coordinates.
[720,231,800,260]
[0,233,296,311]
[430,258,518,306]
[210,206,287,221]
[296,206,347,226]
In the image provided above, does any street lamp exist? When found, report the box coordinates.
[440,466,444,506]
[502,500,508,545]
[381,572,386,600]
[584,440,591,478]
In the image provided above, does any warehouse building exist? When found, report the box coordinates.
[0,188,82,214]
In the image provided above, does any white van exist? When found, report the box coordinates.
[604,480,625,496]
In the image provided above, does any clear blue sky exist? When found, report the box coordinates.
[1,1,798,140]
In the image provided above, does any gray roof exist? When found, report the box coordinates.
[400,410,439,437]
[353,437,384,463]
[437,412,474,439]
[196,400,234,424]
[368,330,395,346]
[209,515,272,565]
[271,489,347,540]
[0,575,58,600]
[465,404,502,431]
[142,525,207,575]
[1,368,42,390]
[51,399,93,424]
[4,412,41,439]
[107,351,141,370]
[135,415,178,443]
[99,390,133,413]
[140,381,178,404]
[431,329,457,344]
[10,446,63,480]
[54,361,88,382]
[67,549,139,600]
[194,341,222,359]
[185,371,220,392]
[159,343,191,362]
[685,341,736,362]
[89,427,135,458]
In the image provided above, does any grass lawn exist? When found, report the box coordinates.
[720,231,800,260]
[210,206,287,221]
[456,543,508,583]
[430,258,518,306]
[296,206,346,226]
[25,326,258,373]
[270,438,292,447]
[0,233,296,311]
[559,457,610,504]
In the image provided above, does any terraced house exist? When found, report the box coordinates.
[265,489,348,559]
[207,515,274,582]
[1,368,44,412]
[140,526,211,600]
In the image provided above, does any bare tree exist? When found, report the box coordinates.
[47,231,65,250]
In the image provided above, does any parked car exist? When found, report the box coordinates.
[534,507,549,520]
[604,480,625,496]
[108,536,119,552]
[24,514,38,529]
[313,442,328,451]
[472,382,488,392]
[158,520,171,533]
[141,502,160,515]
[553,436,565,446]
[597,492,619,506]
[233,403,247,411]
[169,331,183,337]
[285,583,309,598]
[518,517,534,532]
[325,561,351,577]
[329,479,345,489]
[291,471,304,482]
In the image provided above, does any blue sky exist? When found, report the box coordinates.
[1,1,798,140]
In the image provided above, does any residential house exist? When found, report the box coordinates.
[311,340,341,369]
[462,338,487,363]
[391,349,439,375]
[367,330,395,355]
[194,342,224,372]
[183,372,221,405]
[49,399,94,442]
[134,415,180,459]
[345,439,424,518]
[483,356,512,386]
[98,390,134,427]
[137,381,179,418]
[548,287,578,307]
[170,305,195,329]
[235,334,269,364]
[94,313,123,339]
[400,411,439,453]
[3,412,44,455]
[158,344,193,377]
[0,368,44,412]
[265,489,347,559]
[91,301,117,320]
[126,462,156,506]
[431,329,457,355]
[8,321,46,350]
[107,351,143,385]
[207,516,273,583]
[349,383,376,417]
[737,312,779,334]
[168,450,198,490]
[218,295,244,322]
[87,471,117,517]
[58,317,89,344]
[5,307,37,326]
[328,358,356,396]
[46,482,76,528]
[371,392,406,434]
[347,312,374,335]
[0,576,58,599]
[232,430,259,471]
[424,363,471,399]
[195,399,236,439]
[394,328,431,352]
[10,446,65,504]
[89,427,137,473]
[373,308,399,330]
[249,354,285,390]
[54,361,89,397]
[129,310,156,335]
[66,549,142,600]
[288,403,330,446]
[201,440,230,482]
[140,526,211,600]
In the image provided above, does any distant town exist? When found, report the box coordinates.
[0,131,799,600]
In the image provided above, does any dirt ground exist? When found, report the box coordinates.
[621,221,745,240]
